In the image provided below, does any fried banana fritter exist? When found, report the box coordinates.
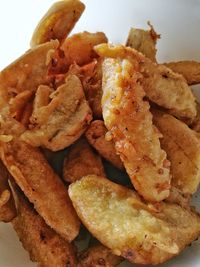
[78,244,123,267]
[12,188,77,267]
[152,110,200,195]
[51,32,108,74]
[63,138,105,183]
[0,140,80,241]
[85,120,123,170]
[0,160,16,222]
[31,0,85,47]
[95,44,196,119]
[126,23,160,62]
[0,40,59,108]
[69,175,200,265]
[100,55,171,202]
[165,60,200,85]
[21,74,92,151]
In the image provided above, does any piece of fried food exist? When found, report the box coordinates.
[0,160,16,222]
[31,0,85,47]
[95,44,196,119]
[21,74,92,151]
[126,22,160,62]
[191,101,200,132]
[152,110,200,195]
[0,40,59,108]
[63,138,105,183]
[69,175,200,265]
[81,59,103,118]
[51,32,108,74]
[164,61,200,85]
[78,244,123,267]
[100,55,171,202]
[85,120,124,170]
[0,140,80,241]
[12,187,77,267]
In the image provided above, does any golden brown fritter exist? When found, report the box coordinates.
[31,0,85,47]
[0,40,59,108]
[63,138,105,183]
[100,55,171,202]
[85,120,123,170]
[12,188,77,267]
[95,44,196,119]
[126,22,160,62]
[0,140,80,241]
[51,32,108,74]
[21,75,92,151]
[78,244,123,267]
[153,110,200,195]
[69,175,200,265]
[165,60,200,85]
[0,160,16,222]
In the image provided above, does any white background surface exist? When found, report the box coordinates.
[0,0,200,266]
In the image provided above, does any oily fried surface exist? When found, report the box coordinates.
[78,244,123,267]
[69,175,200,265]
[0,160,16,222]
[165,61,200,85]
[153,110,200,195]
[95,44,196,119]
[101,56,171,202]
[21,75,92,151]
[51,32,108,74]
[63,138,105,183]
[0,140,80,241]
[81,59,103,118]
[0,40,59,108]
[85,120,123,170]
[12,189,77,267]
[31,0,85,47]
[166,186,191,209]
[126,23,160,62]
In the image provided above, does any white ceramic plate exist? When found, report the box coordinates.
[0,0,200,266]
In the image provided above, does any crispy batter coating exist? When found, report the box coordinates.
[166,186,191,209]
[153,110,200,195]
[0,140,80,241]
[50,32,108,74]
[126,23,160,62]
[0,40,59,108]
[31,0,85,47]
[85,120,123,170]
[12,189,77,267]
[0,160,16,222]
[21,75,92,151]
[191,101,200,132]
[69,175,200,265]
[95,44,196,119]
[81,59,103,118]
[100,56,171,202]
[65,60,103,118]
[165,61,200,85]
[63,138,105,183]
[78,244,122,267]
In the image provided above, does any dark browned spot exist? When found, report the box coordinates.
[158,168,164,175]
[78,251,89,261]
[97,258,106,265]
[39,231,46,241]
[122,249,135,261]
[162,74,168,78]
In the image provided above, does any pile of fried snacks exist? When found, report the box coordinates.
[0,1,200,266]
